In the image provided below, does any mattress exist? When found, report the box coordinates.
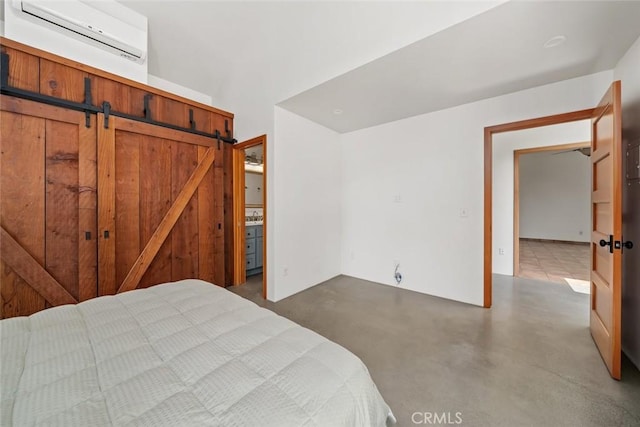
[0,279,394,426]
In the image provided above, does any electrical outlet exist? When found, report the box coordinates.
[350,251,355,260]
[283,266,289,277]
[498,248,505,255]
[459,208,469,218]
[393,194,402,203]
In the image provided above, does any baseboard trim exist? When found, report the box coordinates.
[520,238,589,246]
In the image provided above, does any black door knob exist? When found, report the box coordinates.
[623,241,634,250]
[599,239,611,247]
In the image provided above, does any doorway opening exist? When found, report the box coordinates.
[484,109,594,307]
[514,142,591,293]
[232,135,267,298]
[484,81,623,379]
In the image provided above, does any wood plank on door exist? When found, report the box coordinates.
[139,136,173,288]
[97,113,117,296]
[0,111,46,317]
[45,119,80,300]
[171,142,199,281]
[78,115,98,302]
[197,146,216,284]
[115,133,141,287]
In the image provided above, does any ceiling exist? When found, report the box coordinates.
[82,1,640,136]
[118,0,502,138]
[279,1,640,133]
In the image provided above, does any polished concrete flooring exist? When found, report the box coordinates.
[229,274,640,426]
[518,239,590,284]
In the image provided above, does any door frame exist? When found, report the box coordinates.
[513,141,591,277]
[483,108,594,307]
[232,135,267,298]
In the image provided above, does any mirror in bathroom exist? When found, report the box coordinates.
[245,144,263,207]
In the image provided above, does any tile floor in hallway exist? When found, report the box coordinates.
[518,238,590,284]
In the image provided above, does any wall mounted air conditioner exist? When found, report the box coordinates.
[10,0,147,64]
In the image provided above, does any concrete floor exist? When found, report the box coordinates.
[229,274,640,426]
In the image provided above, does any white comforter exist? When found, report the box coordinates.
[1,279,393,426]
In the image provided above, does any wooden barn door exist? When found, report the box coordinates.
[1,97,97,318]
[97,114,224,295]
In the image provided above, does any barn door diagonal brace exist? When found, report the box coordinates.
[1,227,78,306]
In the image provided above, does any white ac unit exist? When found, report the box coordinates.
[10,0,147,64]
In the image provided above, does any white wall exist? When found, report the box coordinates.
[493,121,591,275]
[147,74,212,106]
[271,107,342,301]
[519,150,590,242]
[615,35,640,369]
[183,1,503,304]
[341,71,612,306]
[4,0,147,83]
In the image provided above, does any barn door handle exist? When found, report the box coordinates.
[599,235,613,253]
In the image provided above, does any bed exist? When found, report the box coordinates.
[0,279,394,426]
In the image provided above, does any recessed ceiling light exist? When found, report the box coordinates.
[544,35,567,49]
[333,109,343,115]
